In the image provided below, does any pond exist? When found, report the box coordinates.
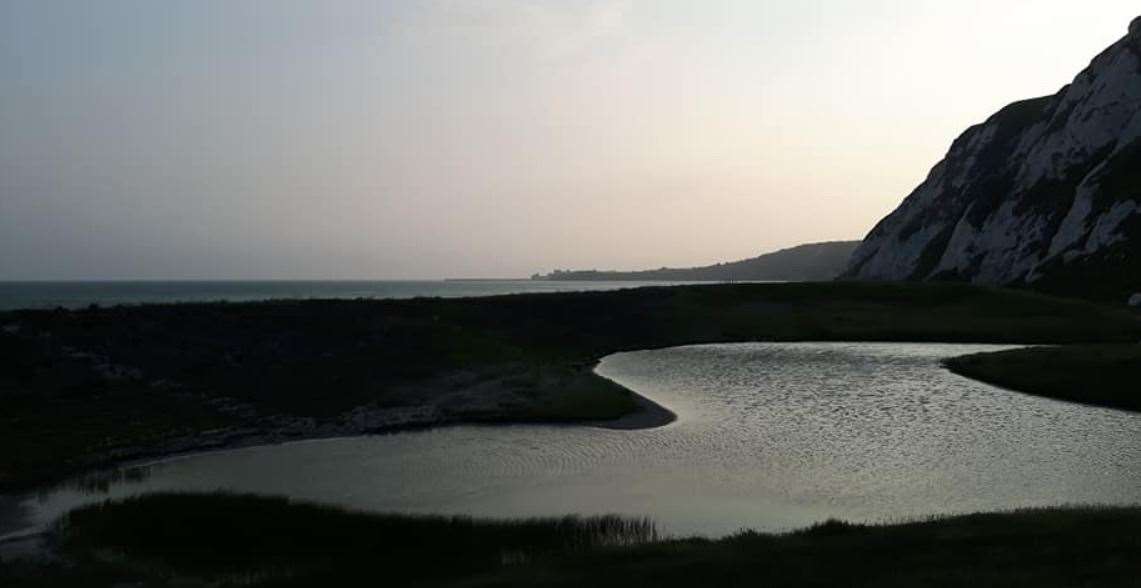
[4,343,1140,539]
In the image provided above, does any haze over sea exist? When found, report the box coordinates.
[0,280,719,311]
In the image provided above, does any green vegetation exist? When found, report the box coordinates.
[3,493,1138,587]
[945,344,1141,413]
[2,281,1139,491]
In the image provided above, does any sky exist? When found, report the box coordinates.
[1,1,1138,279]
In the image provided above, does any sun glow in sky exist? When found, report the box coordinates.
[2,1,1138,279]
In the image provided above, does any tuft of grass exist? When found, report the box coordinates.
[793,517,867,536]
[945,344,1141,412]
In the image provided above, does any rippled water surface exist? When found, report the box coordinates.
[5,343,1141,537]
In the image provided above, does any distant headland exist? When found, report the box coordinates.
[531,241,859,282]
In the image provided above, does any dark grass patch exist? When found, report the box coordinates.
[487,507,1141,588]
[945,344,1141,413]
[0,331,231,491]
[52,493,657,585]
[28,493,1141,587]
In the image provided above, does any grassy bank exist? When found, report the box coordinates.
[44,493,656,586]
[4,493,1139,587]
[945,344,1141,413]
[2,281,1139,491]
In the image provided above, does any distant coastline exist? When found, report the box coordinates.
[442,278,529,282]
[531,241,859,282]
[0,279,712,311]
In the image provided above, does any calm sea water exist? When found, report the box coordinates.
[0,280,719,311]
[4,342,1139,539]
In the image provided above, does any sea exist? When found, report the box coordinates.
[0,280,720,311]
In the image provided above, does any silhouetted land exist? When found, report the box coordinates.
[945,344,1141,413]
[3,493,1138,587]
[531,241,859,281]
[2,282,1140,492]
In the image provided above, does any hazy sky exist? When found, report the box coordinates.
[2,1,1138,279]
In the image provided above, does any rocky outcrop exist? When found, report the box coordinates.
[844,17,1141,302]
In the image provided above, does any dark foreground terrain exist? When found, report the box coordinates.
[2,493,1138,587]
[2,282,1140,492]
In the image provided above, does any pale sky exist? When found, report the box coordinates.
[1,1,1138,279]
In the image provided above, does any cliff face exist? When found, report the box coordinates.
[844,17,1141,301]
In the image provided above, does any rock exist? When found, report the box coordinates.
[1131,15,1141,36]
[843,16,1140,300]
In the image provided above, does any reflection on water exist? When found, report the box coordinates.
[3,343,1140,538]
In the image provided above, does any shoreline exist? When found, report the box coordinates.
[0,394,677,554]
[0,396,677,497]
[3,339,1138,568]
[5,339,1130,543]
[12,493,1141,585]
[943,344,1141,414]
[0,361,677,529]
[3,283,1138,500]
[590,383,678,430]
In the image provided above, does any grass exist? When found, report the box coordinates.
[2,281,1139,491]
[491,506,1141,588]
[944,344,1141,413]
[44,493,657,587]
[0,331,232,491]
[3,493,1137,587]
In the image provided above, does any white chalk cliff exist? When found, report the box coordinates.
[844,17,1141,300]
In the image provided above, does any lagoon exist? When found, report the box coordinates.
[5,342,1140,539]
